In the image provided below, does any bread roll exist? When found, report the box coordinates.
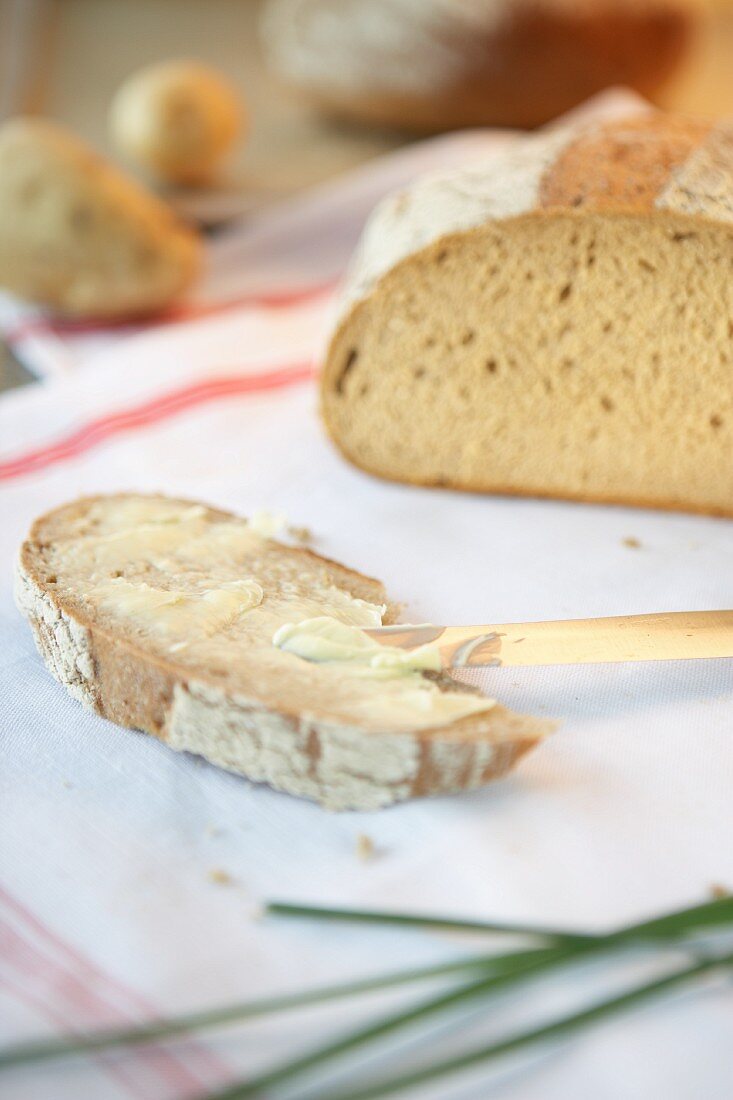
[110,61,243,186]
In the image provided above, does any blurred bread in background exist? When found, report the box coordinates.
[0,118,202,318]
[109,60,244,185]
[260,0,694,132]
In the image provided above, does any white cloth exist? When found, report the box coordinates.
[0,91,731,1099]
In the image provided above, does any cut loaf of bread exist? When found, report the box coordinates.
[322,113,733,516]
[16,495,550,810]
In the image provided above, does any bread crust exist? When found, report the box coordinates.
[321,432,733,521]
[16,494,551,811]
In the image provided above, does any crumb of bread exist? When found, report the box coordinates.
[622,537,642,549]
[288,524,313,545]
[356,834,376,861]
[205,823,223,838]
[208,868,233,885]
[710,883,729,899]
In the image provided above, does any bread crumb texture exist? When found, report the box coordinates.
[322,114,733,516]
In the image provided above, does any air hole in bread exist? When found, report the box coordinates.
[600,396,614,412]
[69,204,93,232]
[17,176,42,204]
[335,347,359,394]
[710,414,724,429]
[559,283,572,302]
[485,359,498,374]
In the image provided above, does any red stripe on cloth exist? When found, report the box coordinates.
[0,363,316,482]
[0,887,229,1094]
[0,919,204,1098]
[0,968,154,1100]
[4,280,338,343]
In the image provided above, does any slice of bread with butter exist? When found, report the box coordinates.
[15,494,551,810]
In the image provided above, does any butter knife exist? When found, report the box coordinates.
[365,611,733,669]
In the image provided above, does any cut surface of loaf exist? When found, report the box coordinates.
[261,0,691,132]
[16,495,550,810]
[322,114,733,516]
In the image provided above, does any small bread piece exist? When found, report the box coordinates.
[0,118,202,318]
[110,61,243,186]
[15,495,550,811]
[322,113,733,516]
[260,0,692,133]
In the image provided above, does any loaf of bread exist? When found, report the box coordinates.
[0,119,202,318]
[260,0,692,133]
[321,112,733,516]
[16,495,550,810]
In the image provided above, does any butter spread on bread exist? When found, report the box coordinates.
[16,494,550,810]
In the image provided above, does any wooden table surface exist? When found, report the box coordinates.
[3,0,733,392]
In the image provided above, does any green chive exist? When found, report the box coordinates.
[321,952,733,1100]
[265,901,593,945]
[202,948,564,1100]
[3,897,730,1078]
[205,896,733,1099]
[265,896,733,946]
[0,951,521,1072]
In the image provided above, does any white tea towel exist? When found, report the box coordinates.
[1,90,732,1100]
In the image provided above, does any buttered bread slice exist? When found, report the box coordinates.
[15,494,550,810]
[322,112,733,516]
